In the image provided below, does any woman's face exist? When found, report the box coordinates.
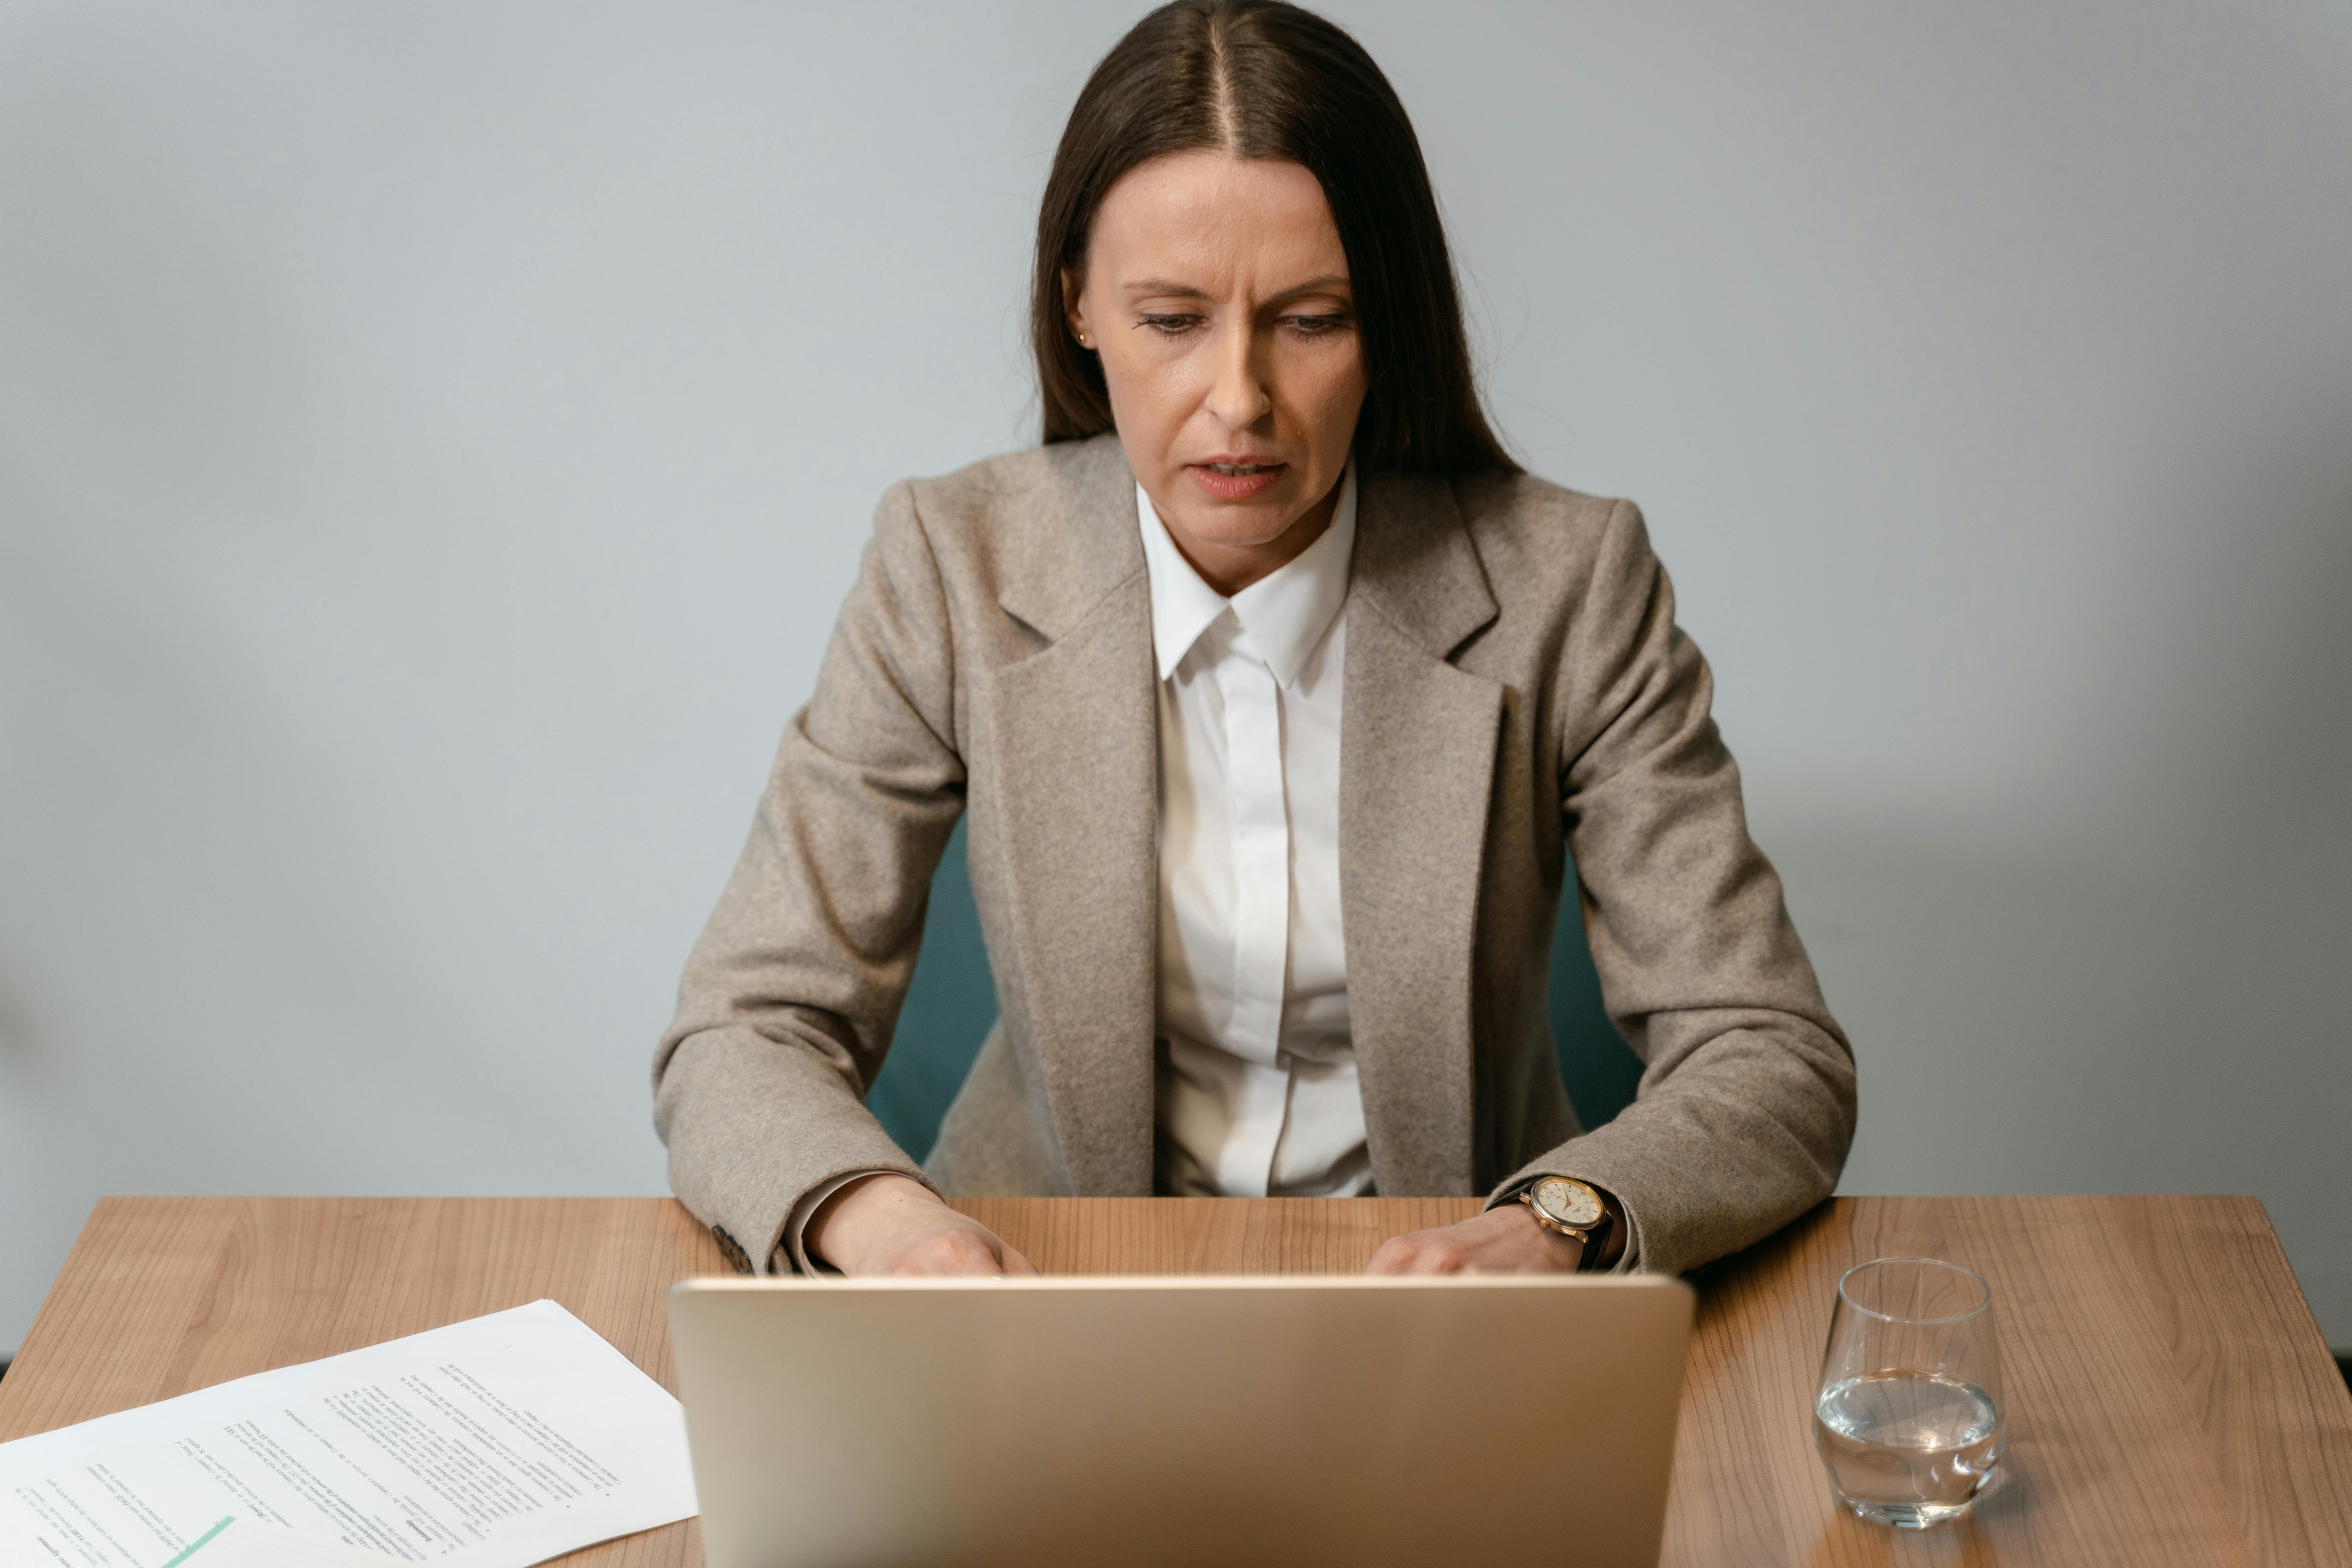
[1066,151,1367,596]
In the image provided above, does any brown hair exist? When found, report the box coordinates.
[1032,0,1518,475]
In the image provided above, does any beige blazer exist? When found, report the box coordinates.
[653,434,1855,1276]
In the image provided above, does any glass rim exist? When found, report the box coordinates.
[1836,1257,1991,1324]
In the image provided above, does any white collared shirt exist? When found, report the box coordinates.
[1138,469,1372,1198]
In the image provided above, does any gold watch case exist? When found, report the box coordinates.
[1523,1176,1606,1237]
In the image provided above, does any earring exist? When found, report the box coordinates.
[1077,333,1091,348]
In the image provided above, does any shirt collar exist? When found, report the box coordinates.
[1137,462,1358,688]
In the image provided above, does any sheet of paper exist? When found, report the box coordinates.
[0,1300,697,1568]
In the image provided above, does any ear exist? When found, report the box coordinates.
[1061,267,1091,347]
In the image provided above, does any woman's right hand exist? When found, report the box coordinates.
[804,1174,1040,1277]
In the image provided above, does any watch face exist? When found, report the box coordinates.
[1536,1178,1604,1230]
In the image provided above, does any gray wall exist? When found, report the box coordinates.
[3,2,2346,1352]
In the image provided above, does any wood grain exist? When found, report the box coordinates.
[955,1195,1475,1275]
[3,1196,2346,1566]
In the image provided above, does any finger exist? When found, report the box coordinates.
[899,1228,1002,1276]
[998,1245,1041,1277]
[1405,1243,1470,1276]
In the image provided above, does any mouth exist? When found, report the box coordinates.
[1188,458,1287,501]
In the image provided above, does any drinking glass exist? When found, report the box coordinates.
[1812,1258,2004,1528]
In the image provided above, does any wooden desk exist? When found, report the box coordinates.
[3,1196,2347,1566]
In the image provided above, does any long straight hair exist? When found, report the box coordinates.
[1032,0,1518,475]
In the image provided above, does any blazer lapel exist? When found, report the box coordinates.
[1340,471,1503,1197]
[983,438,1159,1196]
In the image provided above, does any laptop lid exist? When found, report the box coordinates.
[670,1273,1693,1568]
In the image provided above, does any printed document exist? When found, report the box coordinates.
[0,1300,697,1567]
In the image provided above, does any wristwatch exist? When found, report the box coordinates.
[1519,1176,1611,1265]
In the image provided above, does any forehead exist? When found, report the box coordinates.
[1089,151,1347,287]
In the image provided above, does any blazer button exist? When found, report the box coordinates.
[710,1225,753,1275]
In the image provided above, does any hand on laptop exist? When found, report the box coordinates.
[1363,1203,1584,1275]
[805,1175,1041,1277]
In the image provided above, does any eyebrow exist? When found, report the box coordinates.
[1121,274,1353,303]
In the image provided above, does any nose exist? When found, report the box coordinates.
[1203,317,1273,432]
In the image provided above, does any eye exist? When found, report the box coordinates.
[1138,313,1204,338]
[1282,313,1351,338]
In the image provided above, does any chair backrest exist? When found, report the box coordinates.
[868,820,1643,1163]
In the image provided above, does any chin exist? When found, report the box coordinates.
[1182,515,1300,551]
[1193,491,1311,530]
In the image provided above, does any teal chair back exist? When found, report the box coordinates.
[868,820,1644,1162]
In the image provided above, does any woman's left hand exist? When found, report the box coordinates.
[1364,1202,1584,1275]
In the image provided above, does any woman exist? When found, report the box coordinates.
[654,0,1854,1279]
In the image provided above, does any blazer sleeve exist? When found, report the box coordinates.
[1497,499,1857,1277]
[652,480,965,1273]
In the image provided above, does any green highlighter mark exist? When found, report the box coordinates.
[157,1516,235,1568]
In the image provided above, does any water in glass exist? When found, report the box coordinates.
[1814,1369,2002,1526]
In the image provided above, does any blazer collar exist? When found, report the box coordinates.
[1348,468,1498,658]
[996,435,1146,644]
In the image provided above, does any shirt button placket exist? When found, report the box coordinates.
[1216,635,1292,1197]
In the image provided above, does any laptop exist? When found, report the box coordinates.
[670,1272,1694,1567]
